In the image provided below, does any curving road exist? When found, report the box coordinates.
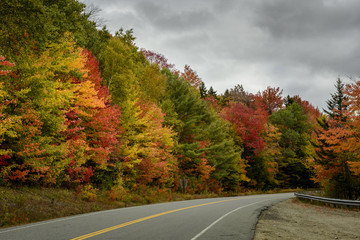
[0,193,293,240]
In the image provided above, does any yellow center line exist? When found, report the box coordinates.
[70,196,259,240]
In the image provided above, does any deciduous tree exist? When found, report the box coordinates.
[256,86,283,115]
[181,65,203,89]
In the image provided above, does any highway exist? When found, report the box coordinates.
[0,193,293,240]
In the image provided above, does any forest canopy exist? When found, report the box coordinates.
[1,0,359,199]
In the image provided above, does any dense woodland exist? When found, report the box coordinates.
[1,0,359,200]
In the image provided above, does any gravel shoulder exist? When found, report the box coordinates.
[254,198,360,240]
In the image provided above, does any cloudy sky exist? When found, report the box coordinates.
[81,0,360,110]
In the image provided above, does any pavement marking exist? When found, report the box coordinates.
[190,199,269,240]
[70,196,262,240]
[0,201,173,235]
[0,210,107,235]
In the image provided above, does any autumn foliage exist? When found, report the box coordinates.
[313,79,360,199]
[222,102,267,157]
[2,0,359,199]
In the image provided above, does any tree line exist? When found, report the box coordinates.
[0,0,359,199]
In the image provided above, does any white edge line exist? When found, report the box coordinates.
[190,199,269,240]
[0,210,107,234]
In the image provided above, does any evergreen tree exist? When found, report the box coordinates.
[323,78,347,120]
[204,117,244,191]
[208,86,217,98]
[161,69,245,191]
[199,82,207,99]
[269,102,315,188]
[284,95,294,107]
[314,78,356,199]
[315,78,347,170]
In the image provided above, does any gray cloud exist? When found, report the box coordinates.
[252,0,360,39]
[80,0,360,110]
[249,0,360,74]
[136,1,216,32]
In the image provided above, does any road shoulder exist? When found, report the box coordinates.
[254,198,360,240]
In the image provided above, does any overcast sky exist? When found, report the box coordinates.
[81,0,360,110]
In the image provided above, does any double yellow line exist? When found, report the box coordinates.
[71,197,245,240]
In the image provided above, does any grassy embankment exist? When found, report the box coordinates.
[0,186,295,228]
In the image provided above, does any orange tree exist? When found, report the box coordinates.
[314,78,360,199]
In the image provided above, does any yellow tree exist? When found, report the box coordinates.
[260,124,282,186]
[0,34,86,184]
[103,36,178,189]
[0,57,21,181]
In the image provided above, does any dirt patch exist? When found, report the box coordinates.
[254,199,360,240]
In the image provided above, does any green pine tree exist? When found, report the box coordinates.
[323,78,347,120]
[269,102,315,188]
[161,69,245,191]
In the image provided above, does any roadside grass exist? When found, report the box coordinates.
[0,186,124,228]
[0,186,298,228]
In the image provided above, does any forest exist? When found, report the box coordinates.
[1,0,359,200]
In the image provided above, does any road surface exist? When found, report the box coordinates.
[0,193,293,240]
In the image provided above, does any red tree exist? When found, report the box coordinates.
[64,50,123,185]
[0,56,16,76]
[256,86,283,115]
[141,49,175,70]
[222,102,268,158]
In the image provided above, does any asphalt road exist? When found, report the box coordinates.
[0,193,293,240]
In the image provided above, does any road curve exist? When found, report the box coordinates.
[0,193,293,240]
